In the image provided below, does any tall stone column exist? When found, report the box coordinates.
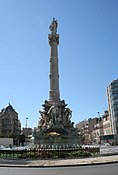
[35,18,80,148]
[48,18,60,103]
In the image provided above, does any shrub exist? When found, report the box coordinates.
[68,151,92,158]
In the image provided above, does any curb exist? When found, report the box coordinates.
[0,160,118,168]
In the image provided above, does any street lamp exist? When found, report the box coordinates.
[97,112,101,144]
[97,112,100,118]
[26,117,28,128]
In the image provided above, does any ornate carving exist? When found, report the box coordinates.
[48,18,59,46]
[48,34,59,45]
[38,103,77,136]
[49,17,58,34]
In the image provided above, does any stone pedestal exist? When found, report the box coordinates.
[34,98,79,148]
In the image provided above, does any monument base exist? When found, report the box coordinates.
[34,100,80,149]
[34,131,80,149]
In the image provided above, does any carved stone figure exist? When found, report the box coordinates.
[47,118,53,129]
[39,110,47,128]
[57,108,62,123]
[49,17,58,34]
[63,108,72,125]
[47,105,58,123]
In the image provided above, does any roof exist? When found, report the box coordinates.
[1,103,14,113]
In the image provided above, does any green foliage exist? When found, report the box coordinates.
[37,150,93,159]
[17,150,93,159]
[68,151,92,158]
[18,151,39,159]
[0,135,5,138]
[0,149,98,159]
[47,151,68,159]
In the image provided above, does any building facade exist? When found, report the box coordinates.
[0,104,21,139]
[76,112,113,144]
[107,79,118,142]
[76,118,99,144]
[22,127,32,137]
[102,110,112,136]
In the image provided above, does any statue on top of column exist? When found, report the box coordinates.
[49,17,58,34]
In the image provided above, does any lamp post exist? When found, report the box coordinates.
[97,112,101,144]
[25,117,28,146]
[26,117,28,128]
[97,112,100,118]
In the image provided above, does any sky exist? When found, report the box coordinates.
[0,0,118,128]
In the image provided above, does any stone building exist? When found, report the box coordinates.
[91,117,103,144]
[81,121,90,144]
[76,118,99,144]
[99,110,114,144]
[22,127,32,138]
[107,79,118,143]
[0,103,21,139]
[102,110,112,136]
[76,111,114,144]
[18,120,21,135]
[76,120,87,131]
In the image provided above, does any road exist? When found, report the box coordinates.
[0,163,118,175]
